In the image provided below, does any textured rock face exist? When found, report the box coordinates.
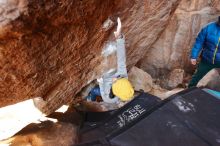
[138,0,220,87]
[0,0,180,114]
[0,0,28,36]
[162,68,184,89]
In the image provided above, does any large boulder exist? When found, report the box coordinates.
[0,0,181,114]
[128,66,153,92]
[138,0,220,87]
[127,66,184,100]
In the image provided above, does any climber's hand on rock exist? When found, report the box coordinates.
[114,17,122,39]
[191,59,197,65]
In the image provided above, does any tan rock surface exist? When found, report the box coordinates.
[1,121,79,146]
[0,122,78,146]
[138,0,220,86]
[0,102,81,141]
[162,68,184,89]
[150,86,184,100]
[0,98,45,140]
[0,0,180,114]
[197,68,220,91]
[128,66,153,92]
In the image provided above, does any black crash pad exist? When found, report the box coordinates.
[78,92,162,144]
[75,88,220,146]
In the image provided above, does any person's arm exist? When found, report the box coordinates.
[116,35,127,77]
[191,26,207,65]
[114,18,128,77]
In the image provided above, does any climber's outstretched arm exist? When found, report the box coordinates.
[114,18,128,78]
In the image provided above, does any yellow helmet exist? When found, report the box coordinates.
[112,78,134,101]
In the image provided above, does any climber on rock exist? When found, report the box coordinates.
[86,18,134,103]
[188,16,220,88]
